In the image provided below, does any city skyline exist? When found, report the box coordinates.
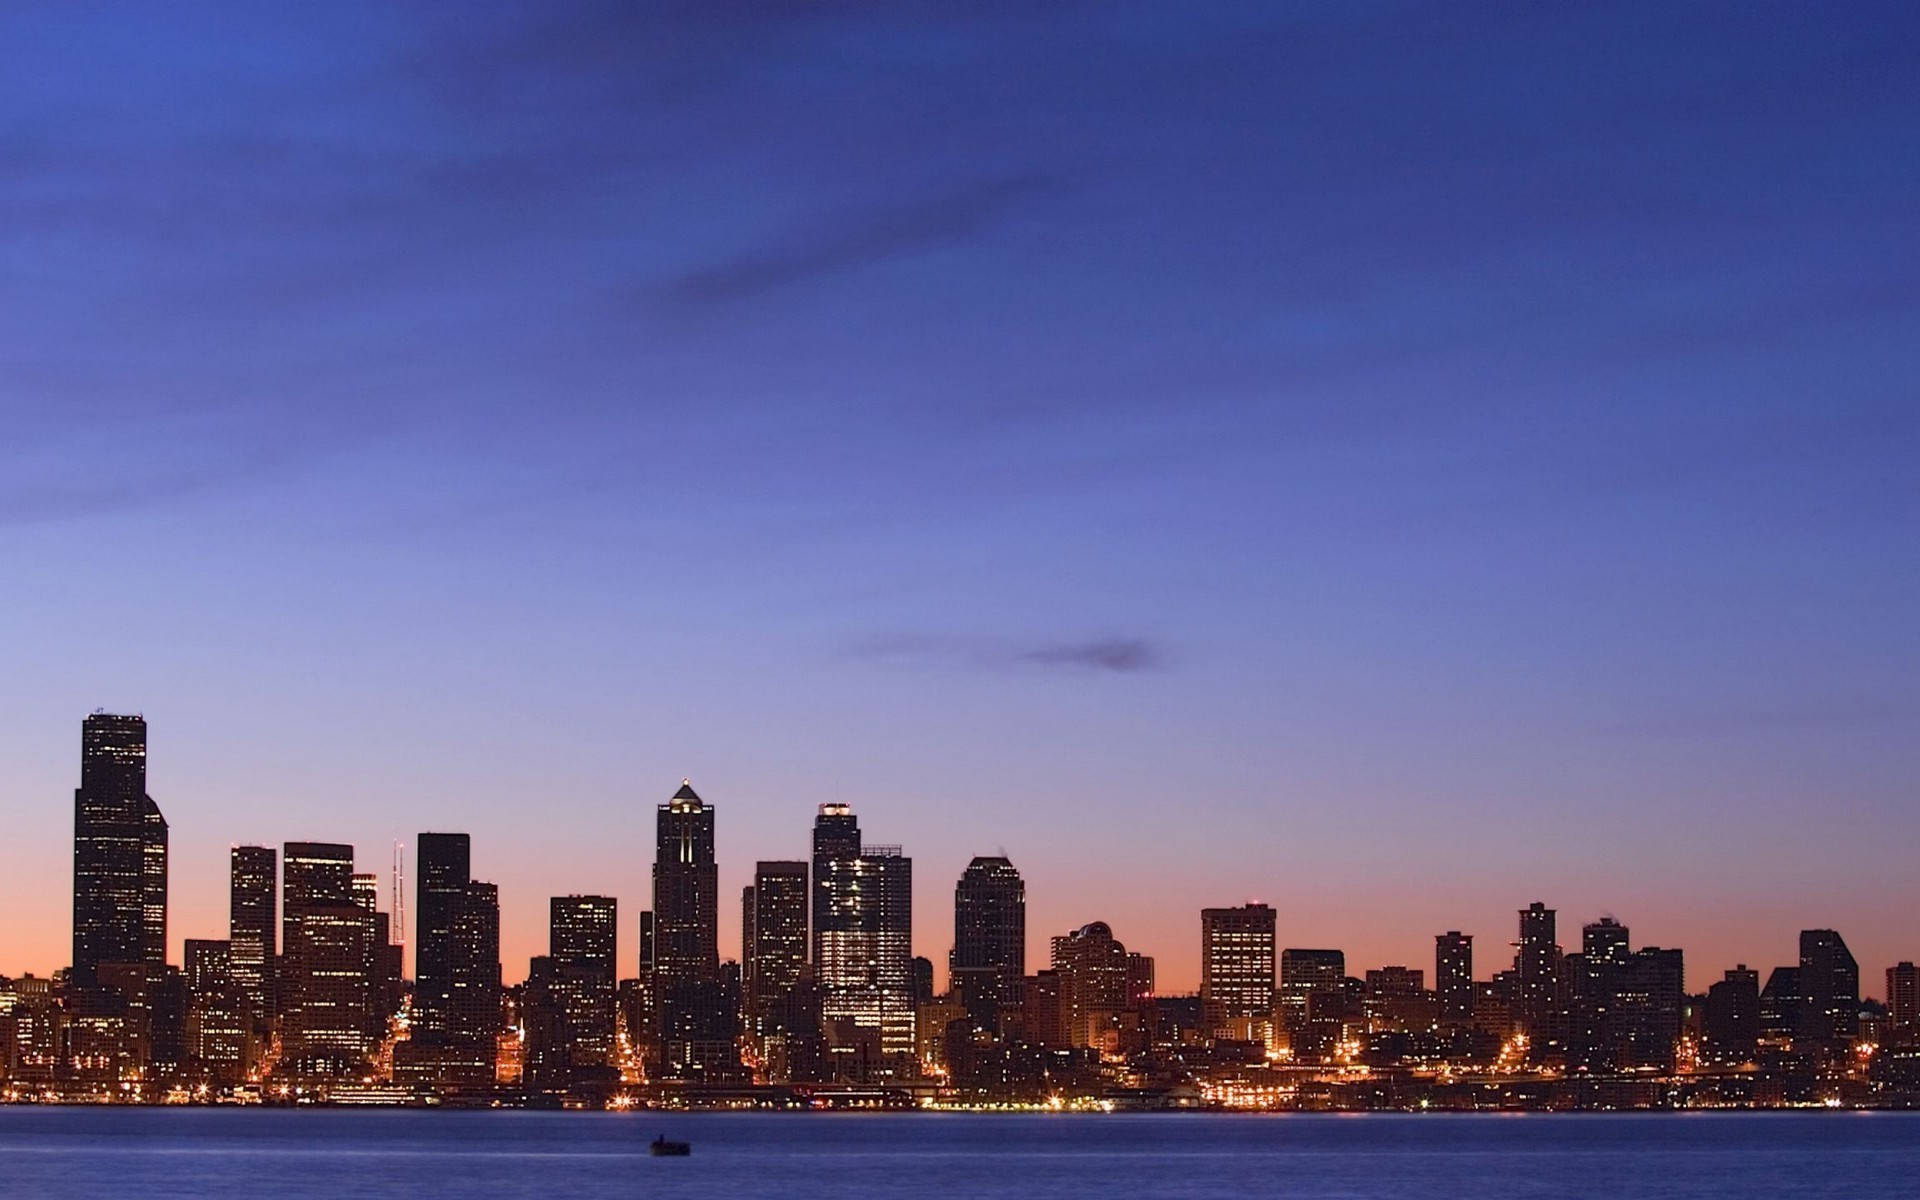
[7,710,1914,1110]
[3,710,1911,1007]
[3,0,1917,1026]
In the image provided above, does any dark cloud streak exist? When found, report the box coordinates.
[659,174,1060,305]
[848,634,1166,674]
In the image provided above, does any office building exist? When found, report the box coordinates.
[1436,932,1473,1022]
[1888,962,1919,1045]
[1705,965,1760,1064]
[652,781,735,1076]
[951,857,1025,1029]
[228,845,276,1031]
[1800,929,1859,1062]
[71,713,168,988]
[1200,903,1275,1038]
[811,804,915,1058]
[279,842,374,1077]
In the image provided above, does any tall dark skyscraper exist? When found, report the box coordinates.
[1515,902,1560,1045]
[71,713,168,987]
[1889,962,1920,1044]
[951,856,1025,1027]
[811,804,915,1057]
[1201,903,1276,1038]
[1705,965,1761,1064]
[747,862,809,1024]
[652,781,734,1076]
[1436,931,1474,1022]
[526,895,618,1088]
[414,832,470,1037]
[1799,928,1859,1061]
[410,832,501,1080]
[228,845,276,1030]
[279,841,373,1077]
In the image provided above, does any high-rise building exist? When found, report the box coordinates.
[228,845,276,1031]
[748,863,809,1025]
[72,713,168,988]
[1888,962,1920,1045]
[1799,929,1859,1061]
[951,857,1025,1029]
[1759,966,1801,1047]
[1200,903,1275,1038]
[523,895,618,1092]
[1515,902,1561,1050]
[182,938,249,1081]
[1050,922,1149,1050]
[414,832,470,1037]
[1436,932,1473,1022]
[411,832,501,1071]
[811,804,915,1058]
[1612,946,1683,1070]
[1705,965,1760,1064]
[652,782,735,1076]
[279,841,373,1077]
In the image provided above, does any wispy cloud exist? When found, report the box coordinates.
[848,633,1166,674]
[660,174,1059,305]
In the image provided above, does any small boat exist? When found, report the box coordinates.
[650,1136,691,1157]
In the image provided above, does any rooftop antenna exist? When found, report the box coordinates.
[392,840,406,949]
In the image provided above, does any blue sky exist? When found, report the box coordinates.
[1,1,1915,989]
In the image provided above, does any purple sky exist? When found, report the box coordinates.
[2,2,1916,993]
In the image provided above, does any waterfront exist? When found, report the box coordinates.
[0,1109,1911,1199]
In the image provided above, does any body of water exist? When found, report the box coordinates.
[0,1108,1909,1198]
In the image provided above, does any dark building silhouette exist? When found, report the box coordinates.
[951,856,1025,1029]
[523,895,618,1094]
[1888,962,1920,1045]
[1705,965,1761,1064]
[746,863,809,1036]
[1759,966,1802,1047]
[652,781,735,1077]
[1436,931,1473,1022]
[228,845,276,1033]
[1201,903,1275,1038]
[71,713,167,988]
[1279,948,1348,1059]
[279,841,373,1077]
[1800,929,1859,1062]
[1515,903,1560,1051]
[1612,946,1683,1070]
[411,833,501,1074]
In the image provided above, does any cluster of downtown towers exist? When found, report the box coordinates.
[23,713,1916,1105]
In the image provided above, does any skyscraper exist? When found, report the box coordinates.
[411,832,501,1070]
[1515,902,1560,1049]
[524,895,618,1091]
[652,781,734,1076]
[1888,962,1920,1045]
[414,832,470,1037]
[228,845,276,1031]
[1200,903,1276,1038]
[279,841,373,1077]
[951,857,1025,1028]
[1705,965,1761,1065]
[1436,932,1473,1022]
[1799,929,1859,1061]
[71,713,168,988]
[747,863,809,1025]
[811,804,915,1058]
[1050,921,1149,1050]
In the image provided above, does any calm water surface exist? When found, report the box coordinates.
[0,1108,1910,1199]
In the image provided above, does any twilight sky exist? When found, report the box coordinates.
[2,2,1916,994]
